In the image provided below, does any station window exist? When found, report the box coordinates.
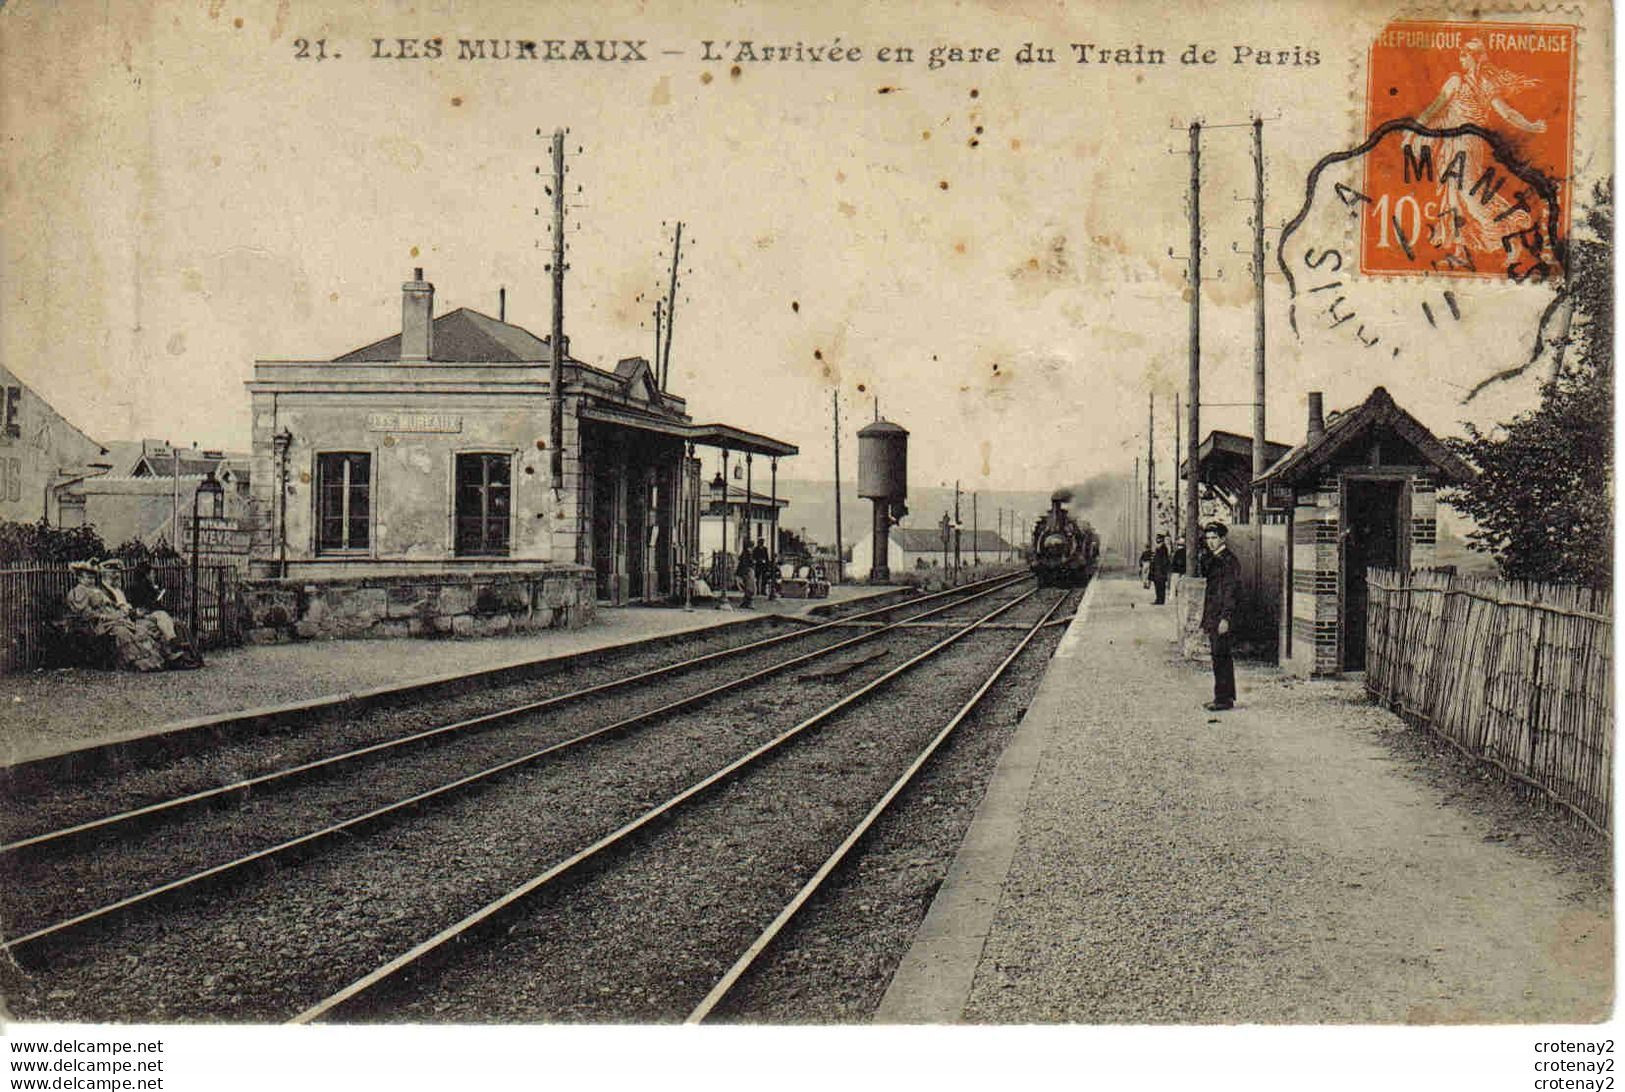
[316,452,370,552]
[455,453,511,556]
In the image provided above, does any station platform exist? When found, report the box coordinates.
[0,583,902,770]
[877,573,1610,1024]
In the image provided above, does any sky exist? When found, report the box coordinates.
[1,0,1610,504]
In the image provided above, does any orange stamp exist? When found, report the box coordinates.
[1362,20,1576,280]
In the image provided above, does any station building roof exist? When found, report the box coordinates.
[1255,386,1474,488]
[334,308,578,365]
[260,279,797,461]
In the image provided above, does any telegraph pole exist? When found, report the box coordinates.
[548,128,567,492]
[653,300,663,377]
[1185,120,1202,576]
[1174,393,1182,550]
[953,480,962,582]
[972,492,979,566]
[832,392,843,584]
[1133,457,1140,565]
[661,221,684,391]
[1251,116,1268,543]
[1146,393,1156,548]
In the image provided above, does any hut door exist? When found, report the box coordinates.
[1341,478,1404,672]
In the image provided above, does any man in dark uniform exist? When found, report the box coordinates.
[1199,521,1241,711]
[1149,532,1171,604]
[752,537,773,600]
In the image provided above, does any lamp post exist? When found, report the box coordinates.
[272,427,293,577]
[683,442,696,612]
[715,456,730,607]
[191,470,224,645]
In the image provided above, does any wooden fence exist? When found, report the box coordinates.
[0,561,243,675]
[1365,567,1612,836]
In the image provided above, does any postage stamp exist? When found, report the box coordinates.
[1361,20,1577,279]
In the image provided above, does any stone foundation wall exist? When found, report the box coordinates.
[239,565,595,644]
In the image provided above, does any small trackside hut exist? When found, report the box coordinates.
[243,270,795,641]
[1255,386,1474,677]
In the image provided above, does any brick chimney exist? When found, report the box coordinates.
[1307,391,1325,442]
[401,268,434,362]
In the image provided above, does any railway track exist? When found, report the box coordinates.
[1,574,1032,955]
[1,575,1079,1023]
[311,584,1076,1023]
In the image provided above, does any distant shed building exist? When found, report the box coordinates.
[849,527,1015,581]
[698,480,790,558]
[1256,387,1474,676]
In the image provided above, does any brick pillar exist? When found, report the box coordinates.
[1287,476,1342,676]
[1409,475,1439,570]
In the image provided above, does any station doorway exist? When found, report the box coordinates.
[1340,477,1407,672]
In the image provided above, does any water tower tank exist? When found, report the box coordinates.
[857,419,908,501]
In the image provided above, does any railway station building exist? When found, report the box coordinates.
[243,269,795,639]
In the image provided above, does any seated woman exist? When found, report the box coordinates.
[98,559,203,669]
[65,560,166,672]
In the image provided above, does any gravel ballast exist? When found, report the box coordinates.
[1,586,1064,1023]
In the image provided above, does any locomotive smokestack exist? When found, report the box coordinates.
[1050,487,1072,521]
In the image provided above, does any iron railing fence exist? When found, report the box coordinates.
[0,561,243,675]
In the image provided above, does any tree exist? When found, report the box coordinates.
[1445,179,1613,589]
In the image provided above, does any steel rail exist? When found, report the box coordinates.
[2,572,1030,859]
[288,586,1041,1024]
[2,576,1034,956]
[687,588,1074,1023]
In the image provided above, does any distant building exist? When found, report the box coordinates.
[65,440,258,557]
[698,478,790,559]
[849,526,1016,580]
[0,364,111,526]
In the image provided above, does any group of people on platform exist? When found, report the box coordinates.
[732,536,780,609]
[64,558,204,672]
[1139,523,1240,713]
[1138,533,1183,606]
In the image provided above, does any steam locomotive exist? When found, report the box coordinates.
[1030,490,1101,587]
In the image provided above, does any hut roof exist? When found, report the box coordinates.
[1255,386,1475,488]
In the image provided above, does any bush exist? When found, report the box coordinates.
[0,520,183,565]
[0,520,107,564]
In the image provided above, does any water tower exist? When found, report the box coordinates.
[857,418,909,582]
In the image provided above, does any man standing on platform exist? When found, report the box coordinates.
[1149,532,1171,605]
[1199,522,1240,711]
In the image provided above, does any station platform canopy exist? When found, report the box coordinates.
[579,404,798,458]
[1178,429,1293,524]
